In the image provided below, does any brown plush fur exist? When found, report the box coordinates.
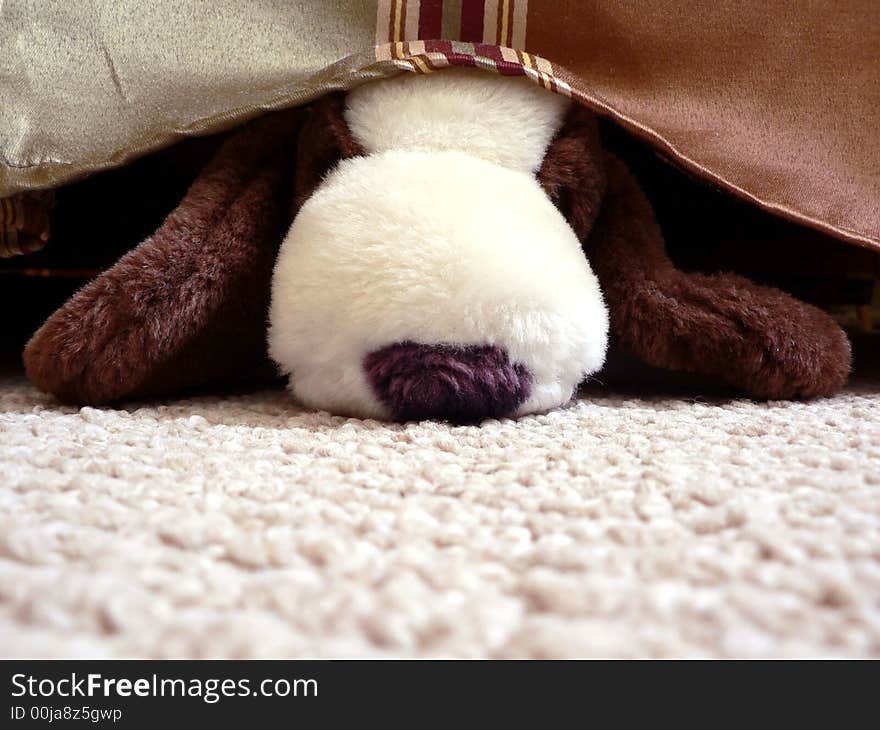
[24,109,301,404]
[23,92,852,407]
[582,153,851,398]
[537,103,606,242]
[293,92,365,210]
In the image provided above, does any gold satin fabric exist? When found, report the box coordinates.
[1,1,877,251]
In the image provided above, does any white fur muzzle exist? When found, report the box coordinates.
[268,70,608,421]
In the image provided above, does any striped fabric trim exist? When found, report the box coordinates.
[0,191,54,258]
[373,3,570,99]
[377,0,529,48]
[374,39,570,97]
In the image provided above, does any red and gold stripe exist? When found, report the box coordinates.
[377,0,528,48]
[374,37,568,101]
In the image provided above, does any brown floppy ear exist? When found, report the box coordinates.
[293,91,365,210]
[24,107,303,405]
[583,152,852,399]
[538,107,851,398]
[537,103,607,243]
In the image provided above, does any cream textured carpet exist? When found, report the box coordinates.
[1,373,878,658]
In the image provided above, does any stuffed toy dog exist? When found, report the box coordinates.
[24,70,851,422]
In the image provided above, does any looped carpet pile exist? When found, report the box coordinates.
[1,375,878,657]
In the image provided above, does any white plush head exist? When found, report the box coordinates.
[268,70,608,422]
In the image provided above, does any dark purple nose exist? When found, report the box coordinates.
[363,342,532,423]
